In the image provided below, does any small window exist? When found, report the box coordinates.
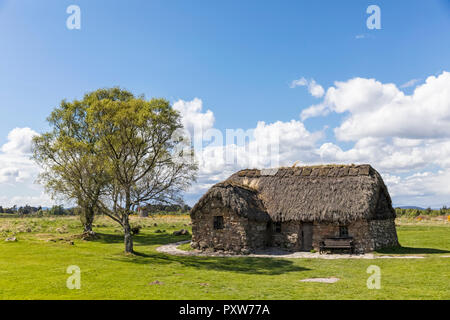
[339,226,349,237]
[213,216,224,230]
[275,222,282,233]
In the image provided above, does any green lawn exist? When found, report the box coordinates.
[0,215,449,300]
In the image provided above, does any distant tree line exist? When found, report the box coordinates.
[0,205,75,216]
[395,206,450,218]
[140,203,191,215]
[0,203,192,216]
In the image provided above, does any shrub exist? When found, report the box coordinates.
[131,226,141,235]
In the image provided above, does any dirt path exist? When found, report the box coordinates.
[156,241,426,259]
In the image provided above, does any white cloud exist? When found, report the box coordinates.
[173,98,215,138]
[0,168,19,184]
[290,78,307,88]
[190,119,324,197]
[300,103,329,120]
[1,127,38,154]
[300,72,450,141]
[290,77,325,98]
[400,78,421,88]
[0,127,53,207]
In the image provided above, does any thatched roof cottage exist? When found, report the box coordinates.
[190,164,399,254]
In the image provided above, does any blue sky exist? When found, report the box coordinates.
[1,0,450,208]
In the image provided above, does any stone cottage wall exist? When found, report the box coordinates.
[369,218,399,250]
[192,205,399,254]
[310,219,398,253]
[271,222,301,251]
[267,220,381,253]
[246,221,269,250]
[312,223,338,251]
[311,221,372,253]
[191,200,267,254]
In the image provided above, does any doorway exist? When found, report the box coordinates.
[301,223,313,251]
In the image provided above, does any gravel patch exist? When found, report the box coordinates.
[157,241,426,259]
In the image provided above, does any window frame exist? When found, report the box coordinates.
[274,222,282,233]
[339,225,349,238]
[213,216,224,230]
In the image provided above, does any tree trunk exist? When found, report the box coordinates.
[81,207,94,233]
[123,214,134,253]
[83,220,93,233]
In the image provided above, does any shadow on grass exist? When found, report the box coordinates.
[114,251,310,275]
[375,246,450,255]
[92,232,190,246]
[96,232,309,275]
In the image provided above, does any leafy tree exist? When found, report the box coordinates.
[86,88,197,253]
[34,88,197,253]
[33,95,111,232]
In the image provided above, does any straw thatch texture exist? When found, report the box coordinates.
[192,164,395,224]
[190,182,270,222]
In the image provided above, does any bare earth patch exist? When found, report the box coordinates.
[157,241,426,259]
[300,277,340,283]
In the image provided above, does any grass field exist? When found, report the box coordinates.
[0,215,449,300]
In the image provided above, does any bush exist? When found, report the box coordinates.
[131,226,141,235]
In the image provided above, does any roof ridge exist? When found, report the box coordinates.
[236,164,373,178]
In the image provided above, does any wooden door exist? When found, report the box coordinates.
[301,223,313,251]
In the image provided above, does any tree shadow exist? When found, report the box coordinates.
[375,246,450,255]
[92,232,190,246]
[111,252,310,275]
[96,232,309,275]
[92,231,309,275]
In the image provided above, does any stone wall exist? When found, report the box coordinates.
[192,199,399,254]
[191,198,267,254]
[369,218,399,250]
[312,223,338,250]
[310,219,398,253]
[271,222,301,250]
[246,221,269,250]
[310,221,374,253]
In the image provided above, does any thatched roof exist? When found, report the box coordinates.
[191,181,270,222]
[191,164,395,224]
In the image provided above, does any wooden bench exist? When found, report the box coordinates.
[319,237,354,254]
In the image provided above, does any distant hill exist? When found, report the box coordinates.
[396,206,425,210]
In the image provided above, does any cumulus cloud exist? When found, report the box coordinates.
[400,78,421,88]
[300,103,329,121]
[172,98,215,138]
[189,118,324,197]
[0,127,50,207]
[1,127,38,154]
[290,77,325,98]
[301,72,450,141]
